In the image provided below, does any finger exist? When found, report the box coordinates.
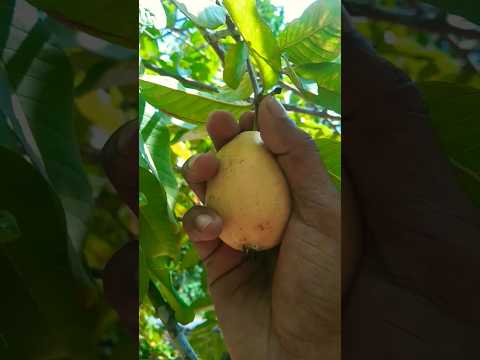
[239,111,255,131]
[103,240,138,341]
[182,206,223,243]
[181,152,219,202]
[258,96,337,211]
[206,111,241,150]
[182,206,246,287]
[101,120,138,216]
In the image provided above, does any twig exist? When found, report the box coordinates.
[283,103,340,120]
[278,81,303,98]
[344,1,480,39]
[143,62,219,93]
[199,28,226,63]
[148,282,198,360]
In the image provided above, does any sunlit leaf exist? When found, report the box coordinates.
[223,42,248,89]
[314,136,341,190]
[149,258,195,324]
[140,167,179,258]
[140,74,252,124]
[224,0,281,89]
[296,62,341,94]
[278,0,341,65]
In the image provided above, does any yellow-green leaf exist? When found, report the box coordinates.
[224,0,281,89]
[279,0,341,65]
[223,42,248,89]
[140,74,252,124]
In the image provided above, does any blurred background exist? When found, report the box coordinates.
[1,0,137,358]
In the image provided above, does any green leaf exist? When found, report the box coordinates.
[296,62,341,94]
[314,135,341,189]
[295,62,341,113]
[1,0,93,283]
[418,81,480,207]
[223,42,248,89]
[140,167,179,258]
[422,0,480,25]
[141,119,177,212]
[140,74,252,124]
[278,0,341,65]
[221,73,253,101]
[0,210,20,244]
[0,147,99,358]
[224,0,281,89]
[139,245,149,304]
[149,258,195,324]
[171,0,226,29]
[26,0,137,47]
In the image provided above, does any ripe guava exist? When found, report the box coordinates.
[206,131,291,251]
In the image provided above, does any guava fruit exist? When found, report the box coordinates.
[206,131,291,251]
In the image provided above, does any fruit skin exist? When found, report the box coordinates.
[206,131,291,251]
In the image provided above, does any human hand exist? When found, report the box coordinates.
[100,120,139,341]
[181,96,341,360]
[342,7,480,359]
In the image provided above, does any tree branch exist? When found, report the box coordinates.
[143,61,219,93]
[344,1,480,39]
[283,103,341,119]
[148,282,198,360]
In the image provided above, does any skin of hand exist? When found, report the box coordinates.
[342,7,480,359]
[101,120,139,341]
[181,96,341,360]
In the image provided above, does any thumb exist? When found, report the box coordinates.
[258,96,336,206]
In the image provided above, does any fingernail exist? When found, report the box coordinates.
[195,214,212,231]
[185,154,200,170]
[264,95,287,118]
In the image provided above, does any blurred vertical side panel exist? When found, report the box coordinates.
[342,1,480,359]
[0,0,138,358]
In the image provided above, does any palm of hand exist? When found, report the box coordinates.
[182,101,340,360]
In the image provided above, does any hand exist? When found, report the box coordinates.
[100,120,139,341]
[181,96,341,360]
[342,7,480,359]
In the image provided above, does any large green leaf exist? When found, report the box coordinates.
[224,0,281,89]
[141,115,177,211]
[26,0,137,47]
[422,0,480,25]
[295,62,341,113]
[1,0,93,282]
[223,42,248,89]
[278,0,341,65]
[149,258,195,325]
[314,135,341,189]
[140,167,179,258]
[171,0,226,29]
[419,81,480,207]
[140,74,252,124]
[0,147,99,359]
[296,62,341,94]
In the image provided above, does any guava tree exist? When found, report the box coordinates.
[139,0,341,358]
[0,0,137,358]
